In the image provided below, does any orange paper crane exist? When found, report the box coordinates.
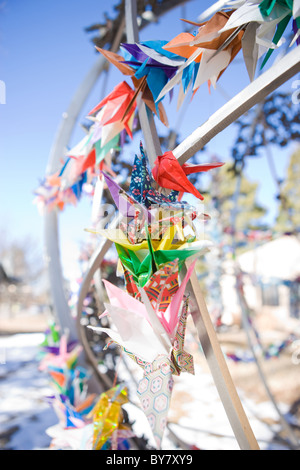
[95,47,169,126]
[152,151,224,200]
[156,10,246,101]
[180,10,245,57]
[88,80,136,139]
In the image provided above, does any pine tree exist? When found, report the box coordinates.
[275,148,300,234]
[204,163,267,235]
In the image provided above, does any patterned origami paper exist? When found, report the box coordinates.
[136,355,174,448]
[136,296,194,447]
[92,260,196,359]
[129,143,179,207]
[124,260,179,312]
[94,295,193,448]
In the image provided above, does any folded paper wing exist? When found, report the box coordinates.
[161,259,196,338]
[92,302,171,363]
[136,355,174,449]
[95,47,170,125]
[101,171,148,219]
[88,81,136,140]
[94,295,194,449]
[152,151,224,200]
[136,297,193,448]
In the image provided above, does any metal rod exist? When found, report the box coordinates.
[43,18,125,339]
[125,0,259,450]
[173,45,300,165]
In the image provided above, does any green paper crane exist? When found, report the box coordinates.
[115,225,210,287]
[259,0,300,67]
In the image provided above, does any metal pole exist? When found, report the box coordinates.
[125,0,259,450]
[44,19,125,340]
[173,45,300,164]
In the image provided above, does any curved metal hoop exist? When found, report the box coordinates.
[173,44,300,164]
[49,0,300,450]
[43,18,126,341]
[75,0,300,451]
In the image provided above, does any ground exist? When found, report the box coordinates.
[0,309,300,450]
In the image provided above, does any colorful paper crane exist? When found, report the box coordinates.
[197,0,300,81]
[152,150,224,200]
[95,43,182,122]
[155,10,245,102]
[90,264,195,448]
[88,80,136,142]
[89,384,134,450]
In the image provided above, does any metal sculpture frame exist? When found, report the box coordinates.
[44,0,300,451]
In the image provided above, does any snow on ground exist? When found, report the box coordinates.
[0,333,296,450]
[0,333,57,450]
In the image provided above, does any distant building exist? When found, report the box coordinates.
[220,235,300,326]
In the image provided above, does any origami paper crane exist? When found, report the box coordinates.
[55,82,134,188]
[86,141,210,252]
[39,333,90,406]
[109,142,206,214]
[88,81,136,144]
[89,384,134,450]
[35,81,135,212]
[90,269,195,448]
[152,150,224,200]
[119,41,184,104]
[47,393,96,430]
[39,334,82,373]
[123,260,179,312]
[114,223,211,287]
[220,0,300,68]
[46,422,94,450]
[199,0,300,81]
[58,132,116,191]
[98,258,195,341]
[95,43,183,122]
[87,152,212,285]
[155,10,245,102]
[100,143,201,222]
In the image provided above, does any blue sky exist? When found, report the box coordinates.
[0,0,297,279]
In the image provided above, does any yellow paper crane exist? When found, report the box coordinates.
[89,384,132,450]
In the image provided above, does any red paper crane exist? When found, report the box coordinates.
[152,151,224,200]
[88,81,136,139]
